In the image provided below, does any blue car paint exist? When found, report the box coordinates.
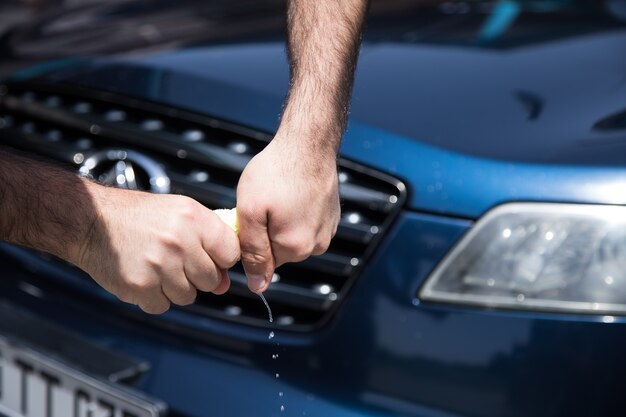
[33,28,626,166]
[5,16,626,417]
[3,212,626,417]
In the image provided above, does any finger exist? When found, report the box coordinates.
[211,269,231,295]
[200,212,241,269]
[138,288,171,314]
[160,266,197,306]
[237,205,275,293]
[271,240,314,267]
[183,251,222,293]
[270,227,318,267]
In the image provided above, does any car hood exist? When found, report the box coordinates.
[52,28,626,167]
[9,32,626,218]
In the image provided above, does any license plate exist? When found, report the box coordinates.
[0,336,166,417]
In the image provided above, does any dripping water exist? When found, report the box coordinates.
[258,292,273,323]
[257,292,285,413]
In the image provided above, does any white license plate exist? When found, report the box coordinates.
[0,336,166,417]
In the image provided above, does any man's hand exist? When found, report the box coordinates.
[78,184,240,314]
[237,135,340,293]
[0,148,240,314]
[235,0,368,292]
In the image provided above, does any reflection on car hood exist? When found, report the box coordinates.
[38,28,626,166]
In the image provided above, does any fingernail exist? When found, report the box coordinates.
[249,275,266,292]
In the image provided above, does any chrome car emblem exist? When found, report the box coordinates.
[79,149,170,193]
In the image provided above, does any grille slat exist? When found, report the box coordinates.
[300,252,359,277]
[4,95,255,173]
[0,81,406,331]
[339,182,398,213]
[228,273,334,312]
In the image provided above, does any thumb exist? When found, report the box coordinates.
[238,206,275,293]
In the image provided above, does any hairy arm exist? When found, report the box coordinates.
[0,147,239,313]
[0,148,95,264]
[236,0,369,292]
[282,0,369,153]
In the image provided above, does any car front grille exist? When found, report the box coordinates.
[0,80,406,332]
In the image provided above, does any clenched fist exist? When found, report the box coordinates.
[77,184,240,314]
[236,135,341,293]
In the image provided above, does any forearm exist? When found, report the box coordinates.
[0,147,97,264]
[280,0,369,155]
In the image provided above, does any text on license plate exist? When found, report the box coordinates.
[0,336,165,417]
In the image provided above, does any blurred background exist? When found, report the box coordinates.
[0,0,422,73]
[2,0,625,72]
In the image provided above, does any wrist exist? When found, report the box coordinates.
[64,178,106,268]
[71,179,135,272]
[274,116,342,158]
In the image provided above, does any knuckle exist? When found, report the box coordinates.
[127,275,159,293]
[166,197,203,231]
[178,196,200,217]
[241,250,270,266]
[145,255,163,272]
[293,245,314,262]
[313,239,331,256]
[159,233,184,253]
[276,232,315,262]
[237,202,266,224]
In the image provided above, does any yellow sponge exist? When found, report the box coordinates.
[214,208,238,234]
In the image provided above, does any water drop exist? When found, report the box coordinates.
[268,331,275,340]
[280,405,285,412]
[272,354,279,359]
[275,373,280,378]
[279,392,283,397]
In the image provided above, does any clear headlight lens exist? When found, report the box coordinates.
[420,203,626,314]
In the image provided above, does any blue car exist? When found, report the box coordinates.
[1,1,626,416]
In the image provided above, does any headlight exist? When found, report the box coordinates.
[419,203,626,314]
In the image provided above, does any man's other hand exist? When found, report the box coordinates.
[78,186,240,314]
[236,135,340,293]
